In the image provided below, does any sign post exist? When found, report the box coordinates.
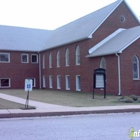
[24,79,33,109]
[93,68,106,99]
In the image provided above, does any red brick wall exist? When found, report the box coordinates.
[120,39,140,95]
[0,51,39,89]
[40,2,140,95]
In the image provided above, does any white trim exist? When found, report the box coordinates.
[57,75,61,89]
[89,28,125,54]
[0,78,11,88]
[49,75,53,88]
[49,52,52,68]
[65,75,70,90]
[76,75,81,91]
[31,54,38,63]
[42,75,46,88]
[119,36,140,53]
[88,0,123,38]
[21,54,29,63]
[0,53,10,63]
[42,54,46,69]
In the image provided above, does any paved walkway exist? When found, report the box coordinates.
[0,93,140,118]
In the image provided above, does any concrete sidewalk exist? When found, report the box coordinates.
[0,93,140,118]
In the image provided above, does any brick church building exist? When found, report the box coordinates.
[0,0,140,95]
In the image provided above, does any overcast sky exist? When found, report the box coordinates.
[0,0,139,30]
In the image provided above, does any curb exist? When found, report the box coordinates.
[0,108,140,119]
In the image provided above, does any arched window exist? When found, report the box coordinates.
[133,55,139,79]
[57,50,60,67]
[75,45,80,65]
[42,54,46,69]
[65,48,69,66]
[100,57,106,69]
[49,52,52,68]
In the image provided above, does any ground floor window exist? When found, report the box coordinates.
[30,78,36,87]
[76,75,81,91]
[42,76,46,88]
[49,75,53,88]
[0,78,10,88]
[57,75,61,89]
[65,75,70,90]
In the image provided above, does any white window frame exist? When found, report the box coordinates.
[0,78,11,88]
[42,75,46,88]
[57,75,61,89]
[65,48,69,66]
[0,53,10,63]
[133,55,139,80]
[76,45,80,65]
[76,75,81,91]
[49,52,52,68]
[100,57,106,69]
[49,75,53,88]
[65,75,70,90]
[31,54,38,63]
[42,54,46,69]
[57,50,60,67]
[21,54,29,63]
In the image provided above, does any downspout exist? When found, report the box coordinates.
[116,53,121,95]
[38,52,42,89]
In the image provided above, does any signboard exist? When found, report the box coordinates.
[95,74,104,88]
[25,79,33,91]
[93,68,106,99]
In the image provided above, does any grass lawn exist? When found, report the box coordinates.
[0,89,140,109]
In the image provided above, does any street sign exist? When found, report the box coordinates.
[25,79,33,91]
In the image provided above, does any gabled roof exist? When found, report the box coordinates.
[0,25,52,52]
[41,0,124,51]
[87,26,140,57]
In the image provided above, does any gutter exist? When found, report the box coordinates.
[116,53,121,96]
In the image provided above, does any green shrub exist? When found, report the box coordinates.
[129,94,138,101]
[124,97,133,103]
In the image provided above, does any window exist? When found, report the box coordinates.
[100,57,106,69]
[0,78,10,88]
[65,75,70,90]
[21,54,29,63]
[42,54,46,69]
[49,52,52,68]
[57,50,60,67]
[57,75,61,89]
[65,48,69,66]
[76,45,80,65]
[43,75,46,88]
[31,54,38,63]
[31,78,36,87]
[49,75,53,88]
[0,53,10,63]
[120,15,125,22]
[133,55,139,79]
[76,75,81,91]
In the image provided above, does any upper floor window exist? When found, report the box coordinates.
[133,55,139,79]
[0,53,10,63]
[42,54,46,69]
[21,54,29,63]
[75,45,80,65]
[57,50,60,67]
[100,57,106,69]
[49,52,52,68]
[65,48,69,66]
[31,54,38,63]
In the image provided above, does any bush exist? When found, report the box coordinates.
[137,97,140,103]
[124,97,133,103]
[129,94,138,101]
